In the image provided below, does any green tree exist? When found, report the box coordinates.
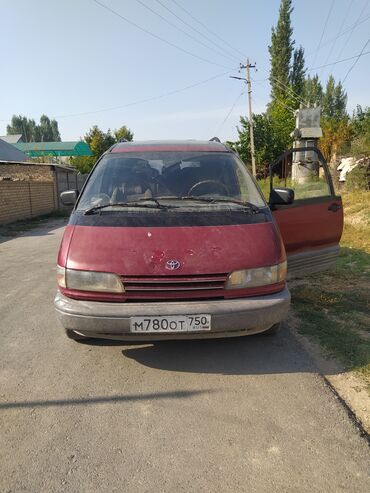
[349,105,370,156]
[290,46,306,98]
[7,114,61,141]
[268,101,295,156]
[114,125,134,142]
[322,75,347,119]
[320,118,351,162]
[303,75,323,107]
[266,0,296,154]
[70,155,95,174]
[50,119,61,141]
[319,76,349,161]
[72,125,134,174]
[268,0,294,101]
[233,114,274,175]
[230,0,297,171]
[84,126,115,158]
[232,107,294,177]
[7,115,36,141]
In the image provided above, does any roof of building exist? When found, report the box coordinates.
[0,138,29,162]
[0,134,24,144]
[14,141,93,157]
[111,140,228,154]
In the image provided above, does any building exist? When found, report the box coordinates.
[0,134,25,144]
[14,141,92,160]
[0,137,28,162]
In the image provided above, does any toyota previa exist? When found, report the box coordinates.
[55,140,343,341]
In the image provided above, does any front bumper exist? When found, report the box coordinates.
[54,288,290,341]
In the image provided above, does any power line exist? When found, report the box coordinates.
[169,0,246,59]
[270,76,307,106]
[320,0,354,77]
[250,74,307,106]
[273,98,296,113]
[311,0,335,68]
[307,50,370,71]
[91,0,234,70]
[336,0,369,60]
[153,0,241,63]
[215,91,244,135]
[0,71,231,122]
[134,0,237,63]
[342,38,370,82]
[306,13,370,57]
[53,71,231,120]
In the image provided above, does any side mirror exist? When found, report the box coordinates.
[269,187,294,206]
[60,190,78,206]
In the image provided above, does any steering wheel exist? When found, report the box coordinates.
[188,180,229,197]
[90,193,111,206]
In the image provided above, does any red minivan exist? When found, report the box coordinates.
[55,140,343,341]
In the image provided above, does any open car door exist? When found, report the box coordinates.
[269,147,343,278]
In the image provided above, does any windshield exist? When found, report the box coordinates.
[76,151,266,211]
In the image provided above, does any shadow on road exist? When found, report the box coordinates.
[0,216,68,244]
[0,389,212,411]
[121,325,318,375]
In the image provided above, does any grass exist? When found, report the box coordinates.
[257,176,329,201]
[289,190,370,386]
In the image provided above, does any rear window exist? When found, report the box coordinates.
[77,151,265,211]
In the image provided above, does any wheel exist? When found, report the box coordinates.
[261,322,281,336]
[65,329,87,341]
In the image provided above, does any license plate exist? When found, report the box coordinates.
[130,315,211,333]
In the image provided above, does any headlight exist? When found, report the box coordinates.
[226,261,287,289]
[57,266,124,293]
[57,265,66,288]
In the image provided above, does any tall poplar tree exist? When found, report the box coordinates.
[268,0,294,102]
[290,46,306,98]
[303,75,324,107]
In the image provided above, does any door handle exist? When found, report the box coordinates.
[328,203,341,212]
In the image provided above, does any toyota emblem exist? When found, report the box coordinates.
[166,260,181,270]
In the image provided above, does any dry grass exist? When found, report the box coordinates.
[290,190,370,387]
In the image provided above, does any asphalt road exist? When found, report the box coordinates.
[0,218,369,493]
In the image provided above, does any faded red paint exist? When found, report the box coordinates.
[273,197,343,255]
[57,224,75,267]
[57,221,286,302]
[65,223,285,275]
[111,144,225,153]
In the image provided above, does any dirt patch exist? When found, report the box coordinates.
[289,314,370,434]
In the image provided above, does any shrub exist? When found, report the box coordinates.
[345,161,370,191]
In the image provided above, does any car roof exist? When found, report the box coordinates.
[110,140,230,154]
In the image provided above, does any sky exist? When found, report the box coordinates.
[0,0,369,143]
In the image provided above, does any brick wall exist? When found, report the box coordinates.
[0,181,56,225]
[0,163,54,182]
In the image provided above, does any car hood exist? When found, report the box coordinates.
[64,222,285,276]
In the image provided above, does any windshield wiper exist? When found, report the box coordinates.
[155,196,261,213]
[84,199,172,215]
[204,197,261,213]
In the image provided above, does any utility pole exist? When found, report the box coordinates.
[230,60,256,177]
[245,60,256,177]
